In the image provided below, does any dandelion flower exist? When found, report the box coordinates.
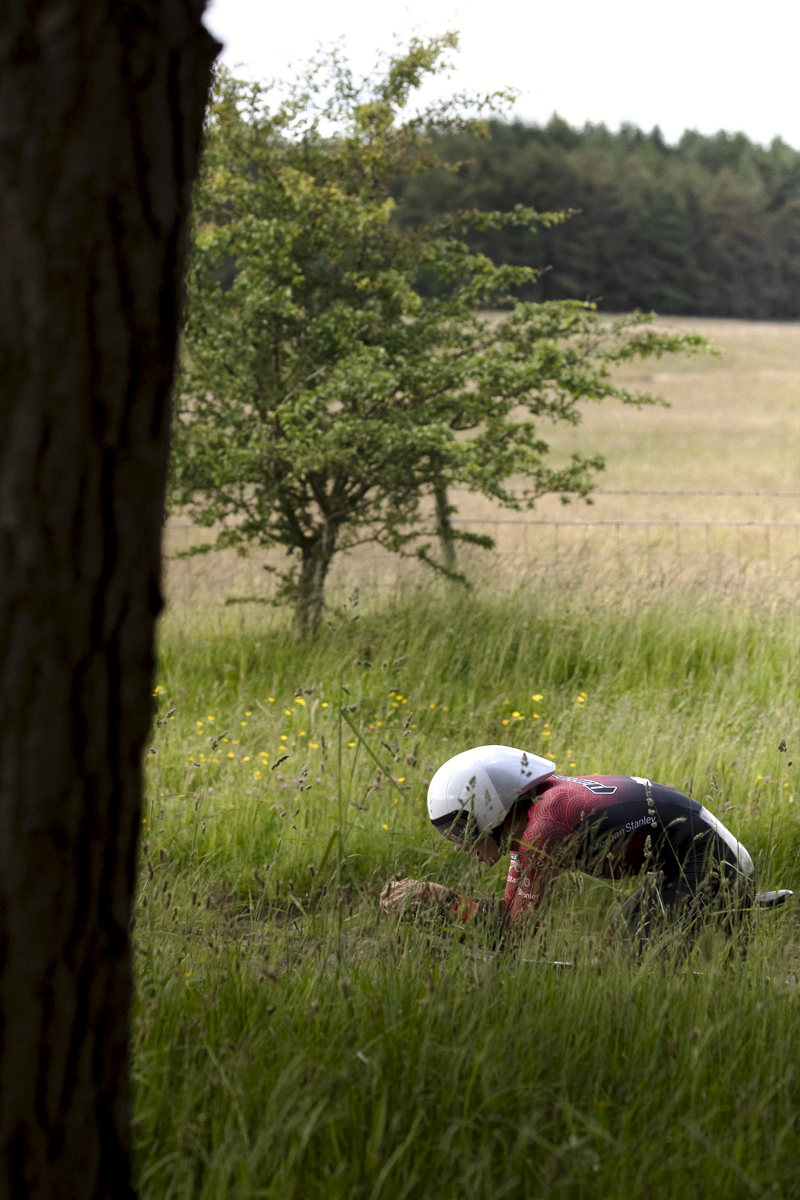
[254,771,261,779]
[532,694,543,701]
[322,702,328,708]
[295,697,306,707]
[347,741,355,748]
[382,824,388,830]
[284,709,292,716]
[241,721,248,726]
[299,731,306,737]
[429,703,435,709]
[309,743,319,749]
[243,756,250,762]
[268,697,275,702]
[501,719,509,726]
[245,711,252,716]
[228,752,235,759]
[280,735,287,741]
[208,716,215,721]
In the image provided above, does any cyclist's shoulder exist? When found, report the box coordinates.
[536,773,637,799]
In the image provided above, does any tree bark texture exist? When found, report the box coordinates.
[0,5,218,1197]
[434,482,457,570]
[296,521,338,634]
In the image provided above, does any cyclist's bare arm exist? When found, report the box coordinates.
[379,879,452,911]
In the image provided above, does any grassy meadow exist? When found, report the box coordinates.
[137,319,800,1197]
[135,583,800,1199]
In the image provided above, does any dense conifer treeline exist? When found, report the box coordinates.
[392,120,800,318]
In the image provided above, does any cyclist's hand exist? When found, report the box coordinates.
[380,879,451,912]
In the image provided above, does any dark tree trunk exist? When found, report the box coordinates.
[0,4,218,1197]
[295,521,338,634]
[434,482,457,570]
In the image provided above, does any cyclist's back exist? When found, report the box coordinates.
[505,774,754,930]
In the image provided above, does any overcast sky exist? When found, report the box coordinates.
[205,0,798,148]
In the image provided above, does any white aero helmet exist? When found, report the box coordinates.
[427,745,555,840]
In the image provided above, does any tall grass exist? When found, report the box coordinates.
[134,580,800,1198]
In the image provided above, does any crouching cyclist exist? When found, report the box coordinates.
[380,746,780,945]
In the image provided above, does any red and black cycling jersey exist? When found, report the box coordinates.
[500,774,753,921]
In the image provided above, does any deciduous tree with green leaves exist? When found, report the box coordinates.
[171,36,707,633]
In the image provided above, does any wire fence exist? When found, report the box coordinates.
[159,469,800,619]
[455,519,800,527]
[163,506,800,612]
[593,491,800,497]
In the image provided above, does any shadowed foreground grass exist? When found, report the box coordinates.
[134,581,800,1198]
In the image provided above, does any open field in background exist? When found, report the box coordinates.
[163,317,800,615]
[138,318,800,1197]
